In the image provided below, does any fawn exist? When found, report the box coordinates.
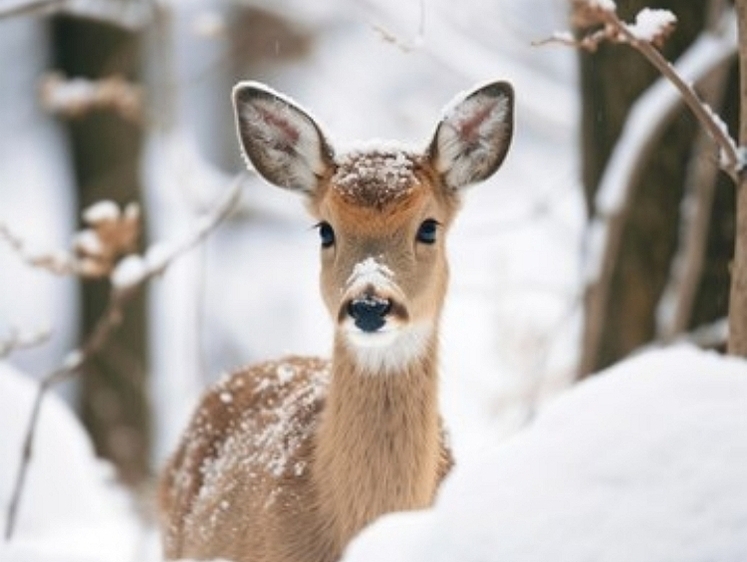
[159,80,514,562]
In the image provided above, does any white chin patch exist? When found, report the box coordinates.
[343,322,433,374]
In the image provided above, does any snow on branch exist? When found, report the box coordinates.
[3,177,241,541]
[541,1,741,180]
[1,199,140,278]
[40,72,144,124]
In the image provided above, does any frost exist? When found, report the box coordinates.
[110,254,147,289]
[82,200,120,225]
[626,8,676,42]
[332,148,419,208]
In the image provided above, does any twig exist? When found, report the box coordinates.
[3,178,241,541]
[369,0,425,52]
[0,326,51,359]
[0,223,75,276]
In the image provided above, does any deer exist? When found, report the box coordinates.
[159,79,514,562]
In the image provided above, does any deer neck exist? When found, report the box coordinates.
[312,330,443,548]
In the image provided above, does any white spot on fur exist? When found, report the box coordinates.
[343,322,433,374]
[346,257,395,293]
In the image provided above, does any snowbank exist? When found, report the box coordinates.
[343,345,747,562]
[0,362,145,562]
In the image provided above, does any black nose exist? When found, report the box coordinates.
[347,296,392,332]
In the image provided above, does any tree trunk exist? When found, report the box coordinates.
[578,1,737,375]
[728,0,747,355]
[52,17,150,485]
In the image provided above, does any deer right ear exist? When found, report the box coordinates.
[232,82,335,195]
[427,81,514,191]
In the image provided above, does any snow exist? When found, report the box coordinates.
[346,257,395,292]
[110,254,147,290]
[626,8,676,43]
[0,361,146,562]
[10,0,744,561]
[333,149,418,208]
[343,345,747,562]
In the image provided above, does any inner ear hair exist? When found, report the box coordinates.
[233,82,335,194]
[428,81,514,191]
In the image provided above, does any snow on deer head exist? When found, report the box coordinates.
[233,81,514,374]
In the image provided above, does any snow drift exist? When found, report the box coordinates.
[343,344,747,562]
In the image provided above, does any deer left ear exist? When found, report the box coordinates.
[427,81,514,191]
[232,81,335,195]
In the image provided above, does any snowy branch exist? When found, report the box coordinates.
[553,3,739,375]
[3,177,241,541]
[40,73,144,124]
[1,199,140,278]
[543,1,741,180]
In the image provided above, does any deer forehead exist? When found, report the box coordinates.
[315,149,451,233]
[330,149,422,208]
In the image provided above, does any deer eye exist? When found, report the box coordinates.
[416,219,439,244]
[317,221,335,248]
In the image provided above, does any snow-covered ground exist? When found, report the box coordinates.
[3,344,746,561]
[2,0,745,561]
[344,345,747,562]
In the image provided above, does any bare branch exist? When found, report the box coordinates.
[3,178,241,541]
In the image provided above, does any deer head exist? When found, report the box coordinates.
[233,82,513,374]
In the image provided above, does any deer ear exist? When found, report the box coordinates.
[232,82,335,194]
[427,81,514,191]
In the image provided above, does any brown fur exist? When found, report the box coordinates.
[160,347,453,562]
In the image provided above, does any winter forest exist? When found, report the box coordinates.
[1,0,746,560]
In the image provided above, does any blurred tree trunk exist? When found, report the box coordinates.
[578,0,737,376]
[52,17,150,485]
[728,0,747,355]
